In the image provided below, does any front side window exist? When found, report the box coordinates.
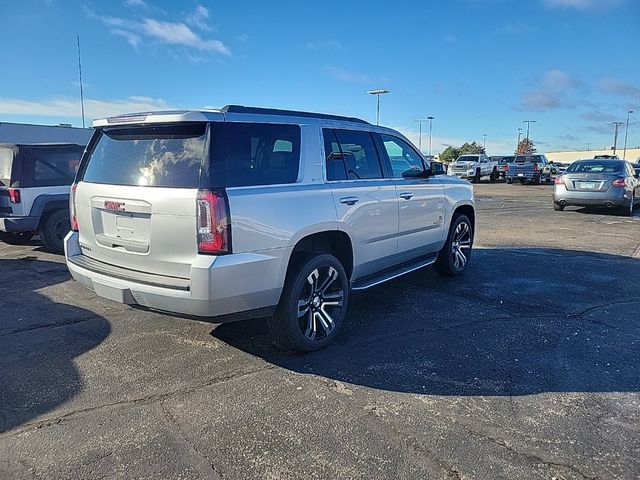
[215,123,301,187]
[333,130,382,180]
[380,134,425,178]
[82,124,206,188]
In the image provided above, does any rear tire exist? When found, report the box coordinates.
[0,231,34,245]
[489,169,498,182]
[434,214,473,277]
[618,196,634,216]
[472,169,481,183]
[506,178,513,184]
[268,254,349,352]
[553,202,565,211]
[40,210,70,253]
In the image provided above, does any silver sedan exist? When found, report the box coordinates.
[553,159,640,216]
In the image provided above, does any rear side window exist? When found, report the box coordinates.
[326,129,383,180]
[0,147,14,186]
[21,145,83,187]
[214,123,300,187]
[81,124,206,188]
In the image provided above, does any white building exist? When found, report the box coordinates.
[546,148,640,164]
[0,122,92,145]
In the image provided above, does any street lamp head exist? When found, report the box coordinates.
[427,116,435,120]
[367,89,390,95]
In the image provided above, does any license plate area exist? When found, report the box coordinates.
[580,182,596,189]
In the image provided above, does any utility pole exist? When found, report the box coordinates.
[415,118,427,152]
[522,120,537,142]
[367,89,390,126]
[611,121,624,155]
[587,143,590,151]
[623,110,634,160]
[516,128,523,152]
[427,116,434,158]
[77,35,86,128]
[482,133,487,151]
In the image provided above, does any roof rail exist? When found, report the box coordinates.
[221,105,369,124]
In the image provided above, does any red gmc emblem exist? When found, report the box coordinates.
[104,200,125,212]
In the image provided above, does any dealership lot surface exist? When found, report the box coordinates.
[1,183,639,480]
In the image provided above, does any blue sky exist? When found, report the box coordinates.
[1,0,639,155]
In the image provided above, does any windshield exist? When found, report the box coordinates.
[566,161,622,174]
[0,147,13,187]
[81,124,207,188]
[457,156,478,162]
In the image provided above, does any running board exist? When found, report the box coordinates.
[351,253,438,291]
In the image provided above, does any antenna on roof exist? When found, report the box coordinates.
[76,35,86,129]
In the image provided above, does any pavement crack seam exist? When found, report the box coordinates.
[462,426,598,480]
[160,400,222,479]
[0,315,101,337]
[1,365,275,436]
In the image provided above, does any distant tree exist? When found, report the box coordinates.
[439,146,460,164]
[439,141,486,163]
[516,138,537,155]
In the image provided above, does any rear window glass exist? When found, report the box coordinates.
[566,161,622,174]
[214,123,300,188]
[82,124,206,188]
[0,148,13,186]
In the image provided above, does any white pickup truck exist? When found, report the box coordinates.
[448,154,499,183]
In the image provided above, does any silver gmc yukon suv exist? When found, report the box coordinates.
[65,106,475,351]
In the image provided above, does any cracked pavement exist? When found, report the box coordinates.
[1,182,639,479]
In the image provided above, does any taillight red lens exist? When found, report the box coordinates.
[612,178,626,187]
[197,190,230,254]
[505,164,509,171]
[70,183,79,231]
[554,176,564,185]
[8,188,20,203]
[533,164,540,172]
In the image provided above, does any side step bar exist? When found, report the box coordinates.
[351,253,438,291]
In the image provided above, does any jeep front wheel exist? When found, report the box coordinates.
[269,254,349,352]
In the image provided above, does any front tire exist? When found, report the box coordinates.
[40,210,70,253]
[434,214,473,277]
[269,254,349,352]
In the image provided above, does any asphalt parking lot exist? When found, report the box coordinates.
[1,182,639,480]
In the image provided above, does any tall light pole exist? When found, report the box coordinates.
[482,133,487,151]
[516,128,523,152]
[427,116,435,158]
[623,110,634,160]
[522,120,537,142]
[587,143,590,151]
[611,121,624,155]
[415,118,428,152]
[367,89,390,126]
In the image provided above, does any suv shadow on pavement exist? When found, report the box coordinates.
[0,258,110,433]
[213,248,640,396]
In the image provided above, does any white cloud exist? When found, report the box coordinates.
[186,5,211,31]
[86,7,230,56]
[328,66,371,84]
[600,77,640,100]
[0,95,174,120]
[519,69,582,111]
[542,0,623,9]
[124,0,147,7]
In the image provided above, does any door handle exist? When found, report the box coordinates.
[399,192,414,200]
[339,196,359,205]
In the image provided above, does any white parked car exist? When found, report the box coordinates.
[448,154,499,183]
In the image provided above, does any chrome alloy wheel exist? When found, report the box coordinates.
[451,221,472,270]
[297,267,344,341]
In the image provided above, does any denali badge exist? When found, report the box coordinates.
[104,200,125,212]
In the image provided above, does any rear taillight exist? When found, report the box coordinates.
[505,164,509,171]
[70,183,79,231]
[197,190,230,254]
[554,176,564,185]
[612,178,626,187]
[8,188,20,203]
[533,163,540,173]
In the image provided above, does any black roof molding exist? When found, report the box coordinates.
[221,105,369,124]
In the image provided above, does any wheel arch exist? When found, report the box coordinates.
[285,230,354,282]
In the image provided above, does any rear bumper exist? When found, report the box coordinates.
[506,173,538,181]
[64,231,287,319]
[553,186,629,207]
[0,216,39,233]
